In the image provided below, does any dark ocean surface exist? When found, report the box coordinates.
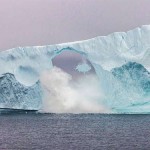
[0,113,150,150]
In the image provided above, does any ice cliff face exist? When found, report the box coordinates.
[0,25,149,113]
[111,62,150,113]
[0,73,42,110]
[112,62,150,94]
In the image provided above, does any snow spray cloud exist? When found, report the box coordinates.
[40,66,110,113]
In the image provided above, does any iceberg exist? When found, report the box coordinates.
[0,25,150,113]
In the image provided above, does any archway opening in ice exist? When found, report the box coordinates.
[52,50,96,80]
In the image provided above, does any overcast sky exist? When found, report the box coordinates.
[0,0,150,51]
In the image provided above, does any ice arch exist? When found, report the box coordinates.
[4,46,99,86]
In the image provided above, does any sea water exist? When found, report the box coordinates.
[0,113,150,149]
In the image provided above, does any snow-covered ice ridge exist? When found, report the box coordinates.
[0,25,150,113]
